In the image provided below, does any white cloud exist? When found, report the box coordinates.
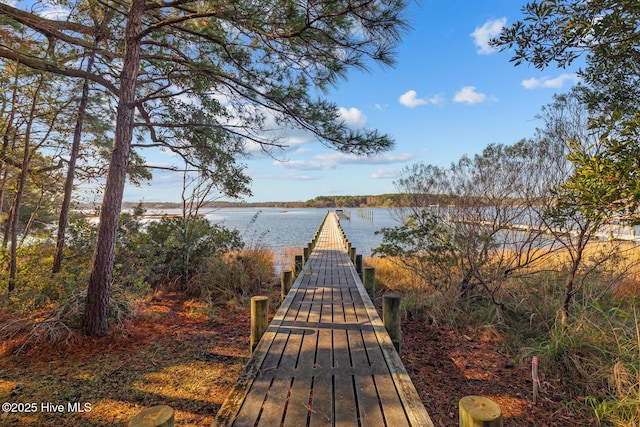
[338,107,367,128]
[371,167,401,179]
[315,152,415,165]
[521,73,581,89]
[399,90,427,108]
[277,174,317,181]
[273,159,335,171]
[427,94,445,106]
[471,17,507,55]
[274,152,415,172]
[37,0,71,20]
[244,134,312,154]
[453,86,488,104]
[399,90,444,108]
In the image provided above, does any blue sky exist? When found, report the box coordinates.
[124,0,581,203]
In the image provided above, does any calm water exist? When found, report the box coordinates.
[147,207,399,257]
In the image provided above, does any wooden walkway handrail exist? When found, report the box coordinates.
[214,212,433,427]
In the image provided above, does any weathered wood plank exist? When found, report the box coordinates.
[260,330,289,371]
[333,328,350,370]
[256,377,290,426]
[334,374,358,426]
[314,328,333,371]
[354,374,385,426]
[214,212,433,427]
[231,377,271,426]
[281,376,312,427]
[309,374,333,426]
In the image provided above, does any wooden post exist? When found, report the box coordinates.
[303,246,309,264]
[294,255,303,277]
[355,254,363,278]
[129,405,174,427]
[459,396,503,427]
[349,247,356,264]
[383,294,401,352]
[363,267,375,298]
[250,296,268,353]
[281,270,293,301]
[532,356,539,404]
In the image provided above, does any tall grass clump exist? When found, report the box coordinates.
[370,246,640,425]
[0,235,137,353]
[366,256,468,327]
[193,247,277,301]
[519,298,640,426]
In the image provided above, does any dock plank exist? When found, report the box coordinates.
[214,212,433,427]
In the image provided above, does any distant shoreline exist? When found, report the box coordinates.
[114,193,417,210]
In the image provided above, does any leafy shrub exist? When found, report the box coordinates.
[374,210,456,291]
[138,216,243,290]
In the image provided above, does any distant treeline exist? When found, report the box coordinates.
[119,194,459,210]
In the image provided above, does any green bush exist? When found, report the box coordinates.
[138,216,243,290]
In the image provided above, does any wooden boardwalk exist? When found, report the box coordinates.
[215,212,433,427]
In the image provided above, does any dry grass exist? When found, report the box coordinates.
[0,295,254,426]
[182,247,279,301]
[369,240,640,426]
[364,256,421,290]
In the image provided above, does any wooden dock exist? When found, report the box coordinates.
[214,212,433,427]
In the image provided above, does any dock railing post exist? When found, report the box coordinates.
[129,405,175,427]
[250,296,269,354]
[459,396,503,427]
[355,254,363,279]
[383,294,401,352]
[294,255,303,277]
[363,267,375,298]
[281,270,293,301]
[349,247,356,264]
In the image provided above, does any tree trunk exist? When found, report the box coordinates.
[0,71,20,221]
[20,186,44,247]
[7,75,45,294]
[560,270,575,326]
[53,52,95,274]
[0,72,20,248]
[83,0,144,337]
[561,239,584,327]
